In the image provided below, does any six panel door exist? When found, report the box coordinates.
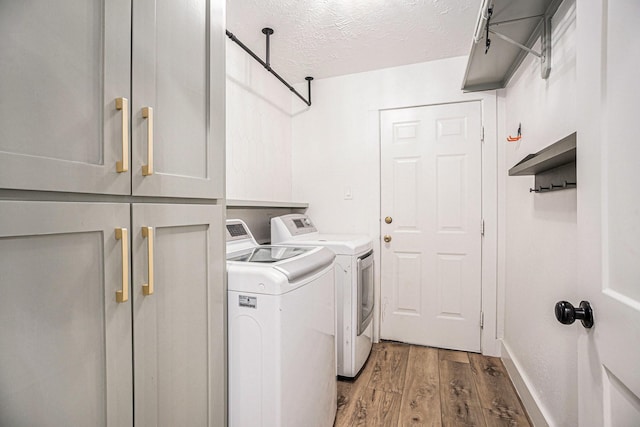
[0,201,133,426]
[380,102,483,352]
[132,203,225,426]
[0,0,132,195]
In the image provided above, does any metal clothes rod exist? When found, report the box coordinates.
[226,28,314,107]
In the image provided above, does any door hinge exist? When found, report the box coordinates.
[480,311,484,328]
[481,219,485,236]
[481,126,485,143]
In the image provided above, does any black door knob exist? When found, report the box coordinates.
[555,300,594,328]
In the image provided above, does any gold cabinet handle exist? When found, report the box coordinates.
[115,228,129,303]
[142,227,154,295]
[385,216,393,224]
[142,107,154,176]
[115,98,129,173]
[383,235,392,243]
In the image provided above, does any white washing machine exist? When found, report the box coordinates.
[271,214,374,378]
[226,219,337,427]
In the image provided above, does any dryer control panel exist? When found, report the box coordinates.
[271,214,317,238]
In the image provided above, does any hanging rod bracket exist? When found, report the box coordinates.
[262,27,274,69]
[226,28,313,107]
[305,77,314,105]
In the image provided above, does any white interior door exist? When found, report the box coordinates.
[380,102,482,352]
[577,1,640,425]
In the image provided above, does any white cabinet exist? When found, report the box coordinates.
[0,1,226,424]
[0,0,132,195]
[0,0,225,199]
[0,201,133,426]
[131,0,225,198]
[132,204,224,426]
[0,201,225,426]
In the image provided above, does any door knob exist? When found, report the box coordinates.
[385,216,393,224]
[383,235,392,243]
[555,300,594,328]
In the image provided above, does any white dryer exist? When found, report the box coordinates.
[271,214,374,378]
[226,219,337,427]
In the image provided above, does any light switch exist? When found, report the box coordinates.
[344,186,353,200]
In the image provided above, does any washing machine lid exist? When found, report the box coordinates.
[227,219,336,288]
[227,245,312,263]
[227,245,335,293]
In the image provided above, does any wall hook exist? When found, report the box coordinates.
[507,123,522,142]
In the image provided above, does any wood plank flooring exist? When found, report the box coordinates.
[335,342,531,427]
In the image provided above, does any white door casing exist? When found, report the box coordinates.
[577,1,640,425]
[380,102,483,352]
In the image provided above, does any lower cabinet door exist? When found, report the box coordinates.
[132,203,225,426]
[0,201,133,427]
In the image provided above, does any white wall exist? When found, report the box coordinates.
[498,1,578,426]
[225,39,294,201]
[291,57,499,354]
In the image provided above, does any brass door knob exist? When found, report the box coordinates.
[383,235,392,243]
[384,216,393,224]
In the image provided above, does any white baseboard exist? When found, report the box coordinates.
[500,340,551,427]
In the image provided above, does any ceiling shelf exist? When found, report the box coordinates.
[461,0,564,92]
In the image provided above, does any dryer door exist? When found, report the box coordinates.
[357,250,374,335]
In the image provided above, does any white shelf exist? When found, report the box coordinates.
[226,200,309,209]
[462,0,564,92]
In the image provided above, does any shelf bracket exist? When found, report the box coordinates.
[540,15,551,79]
[484,8,552,80]
[488,29,542,58]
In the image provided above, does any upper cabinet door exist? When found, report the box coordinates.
[0,201,133,426]
[131,0,225,199]
[0,0,132,195]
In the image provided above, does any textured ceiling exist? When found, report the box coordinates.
[226,0,479,83]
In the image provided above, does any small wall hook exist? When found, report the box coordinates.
[507,123,522,142]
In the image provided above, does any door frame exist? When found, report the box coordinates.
[372,94,499,356]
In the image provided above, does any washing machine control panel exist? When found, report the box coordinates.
[226,220,254,242]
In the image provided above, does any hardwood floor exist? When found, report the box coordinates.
[335,342,531,427]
